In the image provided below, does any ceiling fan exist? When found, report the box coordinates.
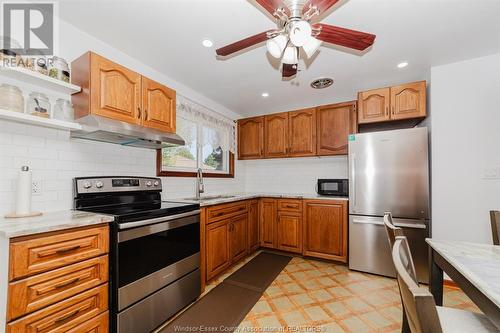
[216,0,376,78]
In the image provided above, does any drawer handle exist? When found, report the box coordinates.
[285,205,297,208]
[54,310,80,324]
[55,245,81,255]
[54,277,80,290]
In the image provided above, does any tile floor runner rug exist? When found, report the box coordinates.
[160,252,292,333]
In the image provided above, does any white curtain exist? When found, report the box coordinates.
[176,95,235,153]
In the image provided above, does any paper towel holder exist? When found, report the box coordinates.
[4,166,43,219]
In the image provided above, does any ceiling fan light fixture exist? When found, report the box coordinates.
[282,45,298,64]
[302,37,322,58]
[289,20,312,47]
[266,34,288,59]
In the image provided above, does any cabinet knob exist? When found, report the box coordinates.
[145,109,148,120]
[137,107,142,118]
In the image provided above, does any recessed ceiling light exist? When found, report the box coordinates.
[397,61,409,68]
[310,78,334,89]
[261,92,269,98]
[202,39,213,48]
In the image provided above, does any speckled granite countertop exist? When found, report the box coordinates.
[0,211,114,239]
[167,192,349,207]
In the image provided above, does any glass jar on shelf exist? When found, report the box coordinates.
[27,92,51,118]
[53,99,74,121]
[48,56,70,83]
[0,84,24,113]
[25,54,48,75]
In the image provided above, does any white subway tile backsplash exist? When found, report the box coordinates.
[11,134,46,148]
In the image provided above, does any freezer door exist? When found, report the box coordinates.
[348,215,429,283]
[348,127,429,219]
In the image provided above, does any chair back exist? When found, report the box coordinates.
[490,211,500,245]
[392,236,442,333]
[383,212,404,247]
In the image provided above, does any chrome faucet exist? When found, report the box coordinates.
[196,168,205,200]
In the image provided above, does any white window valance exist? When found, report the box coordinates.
[176,95,236,153]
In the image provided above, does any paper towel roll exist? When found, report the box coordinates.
[15,166,32,215]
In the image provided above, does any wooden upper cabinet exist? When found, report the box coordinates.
[237,117,264,160]
[141,77,176,132]
[358,87,390,124]
[288,108,316,157]
[303,200,348,262]
[264,112,289,158]
[71,51,176,133]
[260,199,277,248]
[317,102,357,156]
[88,53,141,124]
[390,81,426,120]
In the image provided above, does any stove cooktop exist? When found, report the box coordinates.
[79,201,200,224]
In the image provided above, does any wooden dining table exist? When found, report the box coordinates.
[427,239,500,329]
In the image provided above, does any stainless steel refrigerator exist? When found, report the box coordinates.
[348,127,430,283]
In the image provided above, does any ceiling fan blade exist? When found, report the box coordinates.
[255,0,290,18]
[282,64,297,78]
[302,0,340,15]
[216,30,273,56]
[313,23,376,51]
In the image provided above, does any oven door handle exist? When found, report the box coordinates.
[118,210,200,243]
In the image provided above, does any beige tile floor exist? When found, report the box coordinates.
[205,252,480,333]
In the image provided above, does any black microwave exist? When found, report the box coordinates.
[316,179,348,197]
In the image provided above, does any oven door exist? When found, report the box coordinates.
[116,211,200,311]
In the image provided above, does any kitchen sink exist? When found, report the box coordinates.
[183,194,237,201]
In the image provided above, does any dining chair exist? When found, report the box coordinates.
[490,211,500,245]
[392,236,500,332]
[383,212,410,333]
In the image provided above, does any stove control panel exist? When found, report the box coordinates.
[75,177,162,194]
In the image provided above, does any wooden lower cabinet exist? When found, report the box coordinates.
[277,211,302,253]
[303,200,348,262]
[260,199,277,248]
[206,220,231,280]
[247,200,259,252]
[229,214,248,263]
[7,225,110,333]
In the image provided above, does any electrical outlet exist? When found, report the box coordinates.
[32,180,42,195]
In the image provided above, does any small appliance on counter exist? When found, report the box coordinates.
[74,176,201,333]
[316,179,349,197]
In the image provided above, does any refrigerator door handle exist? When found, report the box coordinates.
[352,154,356,209]
[352,217,427,230]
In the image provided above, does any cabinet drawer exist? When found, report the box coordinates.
[10,225,109,281]
[278,199,302,212]
[7,284,108,333]
[67,311,108,333]
[207,201,247,224]
[8,256,108,320]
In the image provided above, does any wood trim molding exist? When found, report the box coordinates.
[156,150,235,178]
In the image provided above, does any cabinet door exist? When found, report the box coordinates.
[206,220,230,280]
[288,108,316,157]
[317,102,357,156]
[90,53,142,125]
[390,81,426,120]
[358,88,390,124]
[248,200,259,252]
[142,77,176,133]
[277,212,302,253]
[230,214,248,263]
[264,113,289,158]
[238,117,264,160]
[260,199,277,248]
[303,200,348,262]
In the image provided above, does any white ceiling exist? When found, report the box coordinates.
[60,0,500,117]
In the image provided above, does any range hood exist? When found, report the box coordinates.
[70,115,185,149]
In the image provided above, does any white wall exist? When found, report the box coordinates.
[430,52,500,243]
[243,156,348,194]
[0,19,245,215]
